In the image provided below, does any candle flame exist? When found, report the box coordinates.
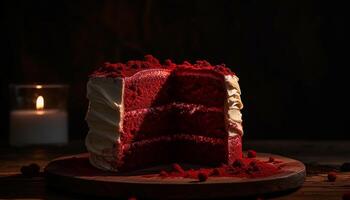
[36,96,44,110]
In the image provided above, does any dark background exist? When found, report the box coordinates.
[0,0,348,143]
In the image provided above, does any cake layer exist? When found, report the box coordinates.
[123,68,227,111]
[172,69,226,107]
[124,69,172,112]
[175,103,225,137]
[121,103,226,142]
[115,134,242,171]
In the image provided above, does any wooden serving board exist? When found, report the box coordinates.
[44,153,306,199]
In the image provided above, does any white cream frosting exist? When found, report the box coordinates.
[224,75,244,136]
[85,72,244,171]
[85,77,123,171]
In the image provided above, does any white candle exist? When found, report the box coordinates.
[9,96,68,146]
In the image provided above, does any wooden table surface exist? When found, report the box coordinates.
[1,140,350,200]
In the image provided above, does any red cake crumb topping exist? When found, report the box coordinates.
[172,163,185,175]
[327,172,337,182]
[154,158,281,180]
[91,55,235,78]
[268,157,275,162]
[159,170,168,178]
[247,150,257,158]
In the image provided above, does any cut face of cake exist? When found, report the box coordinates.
[85,55,244,171]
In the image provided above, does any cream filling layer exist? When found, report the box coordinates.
[224,75,244,137]
[85,77,123,171]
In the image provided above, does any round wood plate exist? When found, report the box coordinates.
[44,153,305,199]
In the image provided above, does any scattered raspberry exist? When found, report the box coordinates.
[232,159,244,168]
[197,172,208,182]
[159,170,168,177]
[172,163,185,174]
[340,163,350,172]
[247,150,257,158]
[20,163,40,177]
[343,192,350,200]
[327,172,337,182]
[268,157,275,162]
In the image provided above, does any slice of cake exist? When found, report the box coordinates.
[85,55,244,171]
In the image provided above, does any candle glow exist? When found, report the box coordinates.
[36,96,44,110]
[10,84,69,146]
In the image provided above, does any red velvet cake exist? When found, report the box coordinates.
[85,55,244,171]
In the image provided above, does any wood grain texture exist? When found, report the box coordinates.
[44,153,305,199]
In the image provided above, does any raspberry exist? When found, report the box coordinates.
[197,172,208,182]
[327,172,337,182]
[20,163,40,177]
[232,159,244,168]
[268,157,275,162]
[172,163,185,174]
[247,150,257,158]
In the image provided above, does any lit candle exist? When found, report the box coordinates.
[10,95,68,146]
